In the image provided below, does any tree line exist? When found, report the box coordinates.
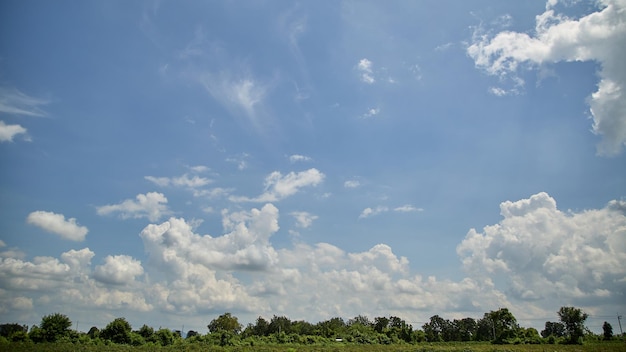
[0,306,621,347]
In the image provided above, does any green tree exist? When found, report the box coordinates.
[602,321,613,340]
[101,317,132,344]
[208,312,242,334]
[484,308,519,343]
[155,328,175,346]
[558,306,588,344]
[541,321,565,338]
[40,313,72,342]
[87,326,100,339]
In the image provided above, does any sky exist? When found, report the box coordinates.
[0,0,625,335]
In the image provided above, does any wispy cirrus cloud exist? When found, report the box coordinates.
[0,87,49,117]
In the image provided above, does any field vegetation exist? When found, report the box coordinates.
[0,306,624,351]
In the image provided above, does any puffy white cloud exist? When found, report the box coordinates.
[359,206,388,219]
[145,174,212,188]
[457,192,626,310]
[467,0,626,155]
[93,255,144,285]
[141,204,280,273]
[344,180,361,188]
[230,168,325,202]
[97,192,170,222]
[357,58,375,84]
[361,107,380,118]
[288,154,312,163]
[26,211,88,241]
[290,211,318,228]
[0,87,48,117]
[0,121,28,142]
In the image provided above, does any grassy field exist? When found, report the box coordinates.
[2,341,625,352]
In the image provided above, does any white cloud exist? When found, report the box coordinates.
[230,168,325,202]
[0,87,49,117]
[457,192,626,309]
[357,58,375,84]
[288,154,312,163]
[344,180,361,188]
[290,211,318,228]
[394,205,423,213]
[26,211,88,241]
[226,153,249,170]
[0,121,28,142]
[199,72,268,127]
[361,107,380,118]
[1,195,624,330]
[145,174,212,188]
[93,255,144,285]
[96,192,170,222]
[359,206,389,219]
[467,0,626,155]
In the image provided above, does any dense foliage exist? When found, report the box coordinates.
[0,306,623,349]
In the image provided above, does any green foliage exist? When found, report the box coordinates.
[100,317,132,344]
[39,313,72,342]
[602,321,613,340]
[208,312,242,335]
[558,306,588,344]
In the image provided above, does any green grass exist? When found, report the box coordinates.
[2,341,625,352]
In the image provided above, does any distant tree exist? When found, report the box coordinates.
[374,316,390,334]
[454,317,477,341]
[558,306,588,344]
[486,308,519,343]
[156,328,175,346]
[0,323,27,338]
[603,321,613,340]
[268,315,292,335]
[186,330,199,338]
[541,321,565,338]
[39,313,72,342]
[423,315,450,342]
[208,312,242,335]
[252,316,270,336]
[348,315,372,327]
[101,317,132,344]
[87,326,100,339]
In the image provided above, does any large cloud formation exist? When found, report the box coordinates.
[457,192,626,316]
[1,192,624,330]
[468,0,626,155]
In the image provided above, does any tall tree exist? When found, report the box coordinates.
[208,312,242,335]
[541,321,565,338]
[101,317,132,344]
[557,306,588,344]
[40,313,72,342]
[602,321,613,340]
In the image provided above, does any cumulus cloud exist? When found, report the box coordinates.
[357,58,375,84]
[96,192,170,222]
[457,192,626,309]
[93,255,144,285]
[288,154,312,163]
[359,206,389,219]
[467,0,626,155]
[290,211,318,228]
[361,107,380,118]
[344,180,361,188]
[145,174,212,188]
[0,121,28,142]
[230,168,325,202]
[26,211,88,241]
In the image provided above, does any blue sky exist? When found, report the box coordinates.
[1,0,625,334]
